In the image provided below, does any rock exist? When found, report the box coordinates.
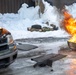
[50,24,58,30]
[31,25,42,29]
[45,21,49,25]
[42,27,53,32]
[27,24,58,32]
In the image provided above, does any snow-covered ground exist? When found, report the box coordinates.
[1,40,76,75]
[0,0,76,39]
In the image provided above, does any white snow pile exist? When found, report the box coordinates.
[0,0,75,39]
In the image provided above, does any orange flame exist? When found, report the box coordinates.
[62,10,76,43]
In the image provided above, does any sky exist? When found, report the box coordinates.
[0,0,76,40]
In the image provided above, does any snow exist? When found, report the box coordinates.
[0,0,74,40]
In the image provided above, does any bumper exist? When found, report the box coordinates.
[0,50,17,66]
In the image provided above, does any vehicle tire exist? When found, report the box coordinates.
[0,64,10,69]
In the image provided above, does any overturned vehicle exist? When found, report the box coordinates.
[0,27,17,68]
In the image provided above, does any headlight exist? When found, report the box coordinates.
[6,34,14,44]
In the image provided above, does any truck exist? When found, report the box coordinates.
[0,27,17,68]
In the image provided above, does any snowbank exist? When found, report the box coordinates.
[0,0,75,39]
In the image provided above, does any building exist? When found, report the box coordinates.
[0,0,35,13]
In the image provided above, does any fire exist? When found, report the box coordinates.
[62,10,76,43]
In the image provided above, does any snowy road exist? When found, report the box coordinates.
[0,37,76,75]
[1,56,76,75]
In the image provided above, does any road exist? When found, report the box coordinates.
[0,37,76,75]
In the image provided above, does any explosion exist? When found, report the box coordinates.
[62,10,76,43]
